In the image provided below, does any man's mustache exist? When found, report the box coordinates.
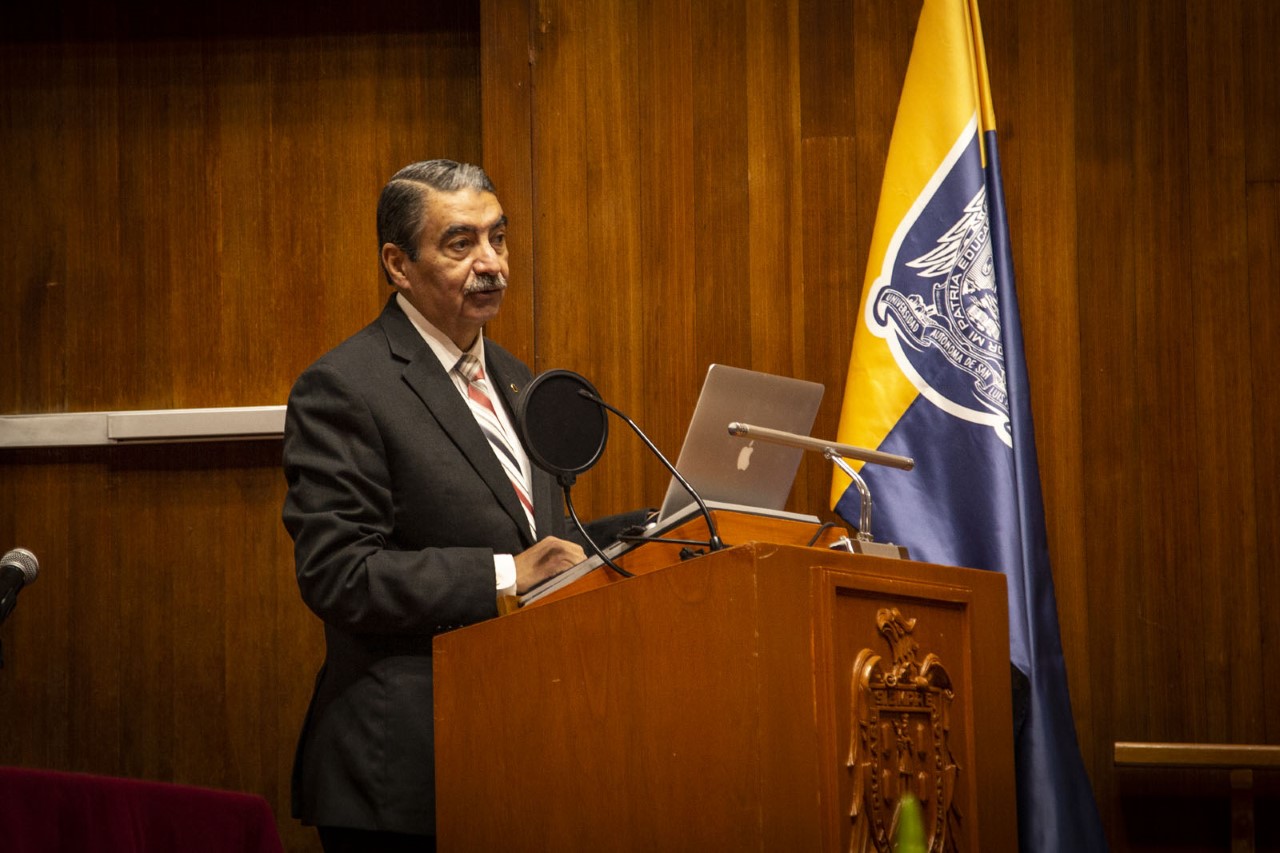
[463,272,508,295]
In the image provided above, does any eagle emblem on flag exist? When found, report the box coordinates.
[869,185,1012,446]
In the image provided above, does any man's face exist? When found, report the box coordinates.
[387,187,509,349]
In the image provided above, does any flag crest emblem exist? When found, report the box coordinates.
[870,178,1010,445]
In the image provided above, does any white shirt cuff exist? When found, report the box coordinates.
[495,553,517,596]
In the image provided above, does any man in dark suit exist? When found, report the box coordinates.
[282,160,589,852]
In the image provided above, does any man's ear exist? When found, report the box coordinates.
[381,242,411,289]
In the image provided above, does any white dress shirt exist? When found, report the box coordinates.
[395,293,528,594]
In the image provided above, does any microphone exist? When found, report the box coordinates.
[1,547,39,627]
[515,370,723,583]
[725,422,912,559]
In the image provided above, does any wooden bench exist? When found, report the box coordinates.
[1114,741,1280,853]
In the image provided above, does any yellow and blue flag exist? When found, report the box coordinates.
[832,1,1108,849]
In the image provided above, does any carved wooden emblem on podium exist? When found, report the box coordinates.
[847,607,961,852]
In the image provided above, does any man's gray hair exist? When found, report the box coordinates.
[377,159,497,283]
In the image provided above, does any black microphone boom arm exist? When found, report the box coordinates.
[578,390,724,553]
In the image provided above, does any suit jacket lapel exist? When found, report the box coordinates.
[377,299,535,546]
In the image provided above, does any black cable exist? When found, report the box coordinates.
[807,521,840,547]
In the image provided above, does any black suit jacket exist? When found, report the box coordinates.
[282,297,566,835]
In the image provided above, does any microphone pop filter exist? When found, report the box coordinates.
[516,370,609,480]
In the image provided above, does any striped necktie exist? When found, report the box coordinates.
[454,354,537,538]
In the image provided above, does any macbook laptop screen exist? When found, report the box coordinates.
[657,364,824,521]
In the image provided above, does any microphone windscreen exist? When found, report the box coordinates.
[0,548,39,586]
[516,370,609,478]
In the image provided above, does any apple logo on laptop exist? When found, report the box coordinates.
[736,440,755,471]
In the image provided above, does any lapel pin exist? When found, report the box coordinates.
[509,383,520,393]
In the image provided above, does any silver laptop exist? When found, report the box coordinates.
[657,364,824,522]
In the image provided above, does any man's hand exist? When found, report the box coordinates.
[514,537,588,594]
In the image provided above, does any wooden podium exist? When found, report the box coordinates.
[433,515,1017,851]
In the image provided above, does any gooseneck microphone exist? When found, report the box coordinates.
[515,370,724,583]
[574,389,724,553]
[1,547,39,629]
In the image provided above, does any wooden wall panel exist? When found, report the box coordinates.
[1129,0,1201,745]
[0,447,310,808]
[1248,183,1280,745]
[1242,3,1277,777]
[1185,0,1262,744]
[1073,1,1146,831]
[3,1,1279,851]
[744,0,806,492]
[628,0,699,500]
[0,46,83,413]
[1242,0,1279,181]
[493,0,830,516]
[1068,0,1276,846]
[479,2,536,367]
[796,0,859,516]
[630,0,697,403]
[1,453,79,771]
[1,8,483,415]
[744,0,801,379]
[0,5,483,853]
[686,0,752,382]
[558,0,652,503]
[1080,0,1209,748]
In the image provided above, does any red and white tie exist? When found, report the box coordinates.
[455,354,536,538]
